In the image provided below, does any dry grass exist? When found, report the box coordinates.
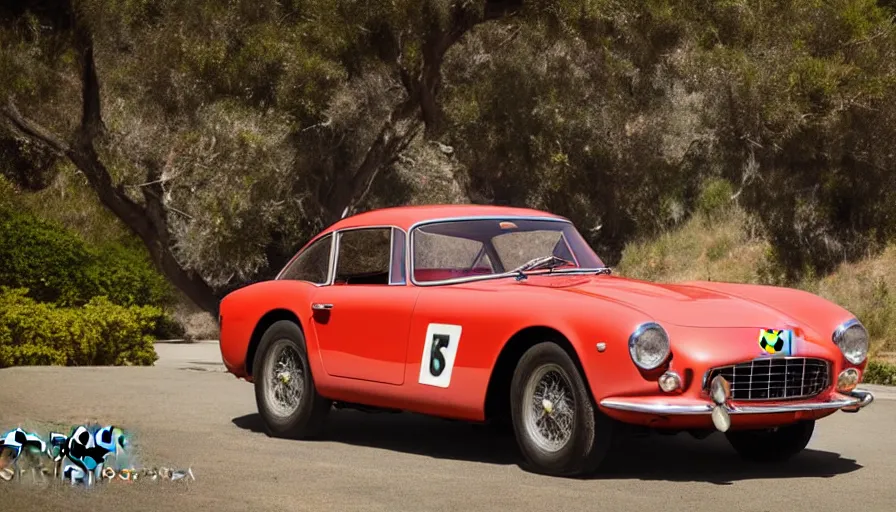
[616,205,770,285]
[171,301,220,341]
[616,205,896,358]
[807,246,896,360]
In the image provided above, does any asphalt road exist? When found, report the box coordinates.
[1,341,895,511]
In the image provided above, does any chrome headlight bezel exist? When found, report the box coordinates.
[628,322,671,371]
[832,318,869,365]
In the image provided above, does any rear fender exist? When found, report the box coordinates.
[218,280,322,381]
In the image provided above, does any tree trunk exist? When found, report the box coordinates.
[322,2,518,222]
[2,23,223,318]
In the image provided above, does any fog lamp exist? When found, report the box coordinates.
[837,368,860,393]
[658,371,682,393]
[710,375,731,406]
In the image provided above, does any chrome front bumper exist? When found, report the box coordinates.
[599,388,875,416]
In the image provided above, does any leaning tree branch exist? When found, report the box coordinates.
[4,19,221,316]
[2,100,71,154]
[327,0,521,222]
[74,23,103,142]
[353,120,423,211]
[419,1,520,135]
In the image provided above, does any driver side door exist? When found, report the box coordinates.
[309,227,418,385]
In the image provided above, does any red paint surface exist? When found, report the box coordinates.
[218,205,866,428]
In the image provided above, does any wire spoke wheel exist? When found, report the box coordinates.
[253,320,331,439]
[522,363,576,452]
[264,339,305,418]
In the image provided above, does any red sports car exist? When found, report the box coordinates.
[218,205,874,476]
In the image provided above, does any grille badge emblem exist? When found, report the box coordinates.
[758,328,793,356]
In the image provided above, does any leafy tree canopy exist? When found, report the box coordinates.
[2,0,895,313]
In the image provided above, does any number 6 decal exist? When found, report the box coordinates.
[418,323,462,388]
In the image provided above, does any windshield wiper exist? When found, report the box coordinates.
[510,255,573,280]
[551,267,612,276]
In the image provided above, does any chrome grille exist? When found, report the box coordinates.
[704,357,830,401]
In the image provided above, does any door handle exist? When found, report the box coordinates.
[311,303,333,310]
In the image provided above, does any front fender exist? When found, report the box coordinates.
[482,291,663,405]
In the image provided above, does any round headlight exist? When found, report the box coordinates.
[628,322,671,370]
[833,319,869,365]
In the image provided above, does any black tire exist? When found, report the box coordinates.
[725,420,815,462]
[253,320,331,439]
[509,341,613,476]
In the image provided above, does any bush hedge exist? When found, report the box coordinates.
[0,208,174,308]
[0,287,159,367]
[864,360,896,387]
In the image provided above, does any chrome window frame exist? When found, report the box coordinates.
[389,227,408,285]
[407,215,586,287]
[331,224,409,287]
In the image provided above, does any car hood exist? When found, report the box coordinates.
[515,274,805,330]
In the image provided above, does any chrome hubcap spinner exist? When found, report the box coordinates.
[265,340,305,417]
[523,363,575,452]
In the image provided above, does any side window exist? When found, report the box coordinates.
[334,228,392,285]
[279,234,332,284]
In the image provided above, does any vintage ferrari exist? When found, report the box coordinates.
[218,204,874,476]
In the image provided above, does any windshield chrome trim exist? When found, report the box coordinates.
[407,215,601,287]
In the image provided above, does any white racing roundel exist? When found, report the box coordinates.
[418,323,462,388]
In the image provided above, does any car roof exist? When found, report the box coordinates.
[321,204,569,233]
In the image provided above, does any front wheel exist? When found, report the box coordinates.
[509,342,614,476]
[725,420,815,462]
[253,320,331,439]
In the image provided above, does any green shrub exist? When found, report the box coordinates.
[86,241,175,308]
[0,186,182,347]
[696,177,735,220]
[0,207,174,308]
[0,287,159,367]
[0,175,15,211]
[0,208,98,306]
[863,360,896,386]
[152,310,187,340]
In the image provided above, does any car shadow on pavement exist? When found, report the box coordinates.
[591,431,862,485]
[232,409,522,465]
[232,410,862,485]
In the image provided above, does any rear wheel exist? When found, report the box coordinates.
[509,342,613,476]
[253,320,331,439]
[725,420,815,462]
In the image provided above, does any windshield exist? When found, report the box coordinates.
[411,218,604,283]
